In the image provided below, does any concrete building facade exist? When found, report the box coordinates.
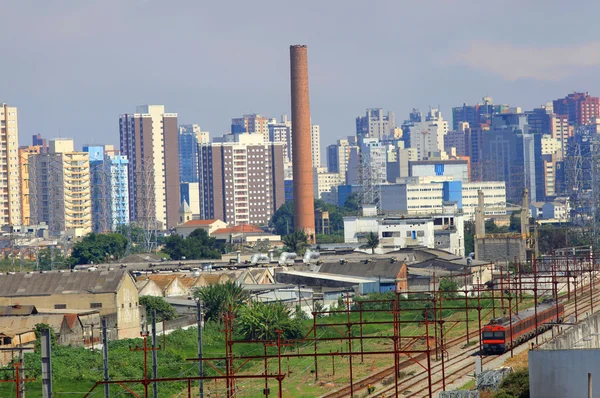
[407,108,449,160]
[553,91,600,126]
[231,114,270,142]
[18,145,42,225]
[199,133,285,225]
[119,105,180,230]
[29,139,92,237]
[0,104,22,227]
[356,108,396,139]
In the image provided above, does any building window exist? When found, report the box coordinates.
[54,304,66,309]
[90,303,103,309]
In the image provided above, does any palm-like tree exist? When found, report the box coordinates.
[282,230,308,253]
[365,232,380,254]
[195,281,247,323]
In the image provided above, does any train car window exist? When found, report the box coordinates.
[494,332,505,338]
[482,332,495,339]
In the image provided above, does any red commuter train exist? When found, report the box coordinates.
[481,301,564,354]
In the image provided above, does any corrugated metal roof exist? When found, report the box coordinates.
[0,270,127,297]
[0,314,65,333]
[0,305,38,316]
[318,260,404,279]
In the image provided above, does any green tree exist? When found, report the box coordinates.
[365,232,380,254]
[236,302,304,340]
[33,323,57,351]
[270,201,294,236]
[195,281,247,323]
[494,369,529,398]
[282,230,309,254]
[343,192,361,212]
[69,233,128,267]
[139,295,177,322]
[162,229,221,260]
[438,278,459,298]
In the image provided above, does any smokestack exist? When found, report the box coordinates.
[290,45,316,242]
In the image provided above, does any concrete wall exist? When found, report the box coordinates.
[529,350,599,398]
[529,311,600,398]
[475,237,525,264]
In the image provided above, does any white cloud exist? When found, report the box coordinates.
[445,41,600,81]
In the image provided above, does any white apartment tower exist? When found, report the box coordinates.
[408,108,449,160]
[0,104,21,227]
[119,105,180,230]
[268,115,321,169]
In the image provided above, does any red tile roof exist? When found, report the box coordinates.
[64,314,78,330]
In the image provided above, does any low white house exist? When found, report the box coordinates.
[343,205,464,256]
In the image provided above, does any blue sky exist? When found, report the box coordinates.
[3,0,600,149]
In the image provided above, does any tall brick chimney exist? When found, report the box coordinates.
[290,45,316,243]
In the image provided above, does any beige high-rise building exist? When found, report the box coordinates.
[29,139,92,237]
[120,105,180,230]
[18,145,42,225]
[0,104,22,227]
[311,124,321,168]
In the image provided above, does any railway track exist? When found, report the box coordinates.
[323,276,600,398]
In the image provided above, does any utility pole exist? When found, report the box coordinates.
[197,300,204,398]
[41,328,52,398]
[151,310,158,398]
[101,318,110,398]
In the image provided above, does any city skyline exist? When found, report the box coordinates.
[3,1,600,150]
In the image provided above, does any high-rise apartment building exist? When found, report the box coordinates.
[482,114,544,203]
[178,124,209,183]
[268,115,321,168]
[29,139,91,237]
[346,137,388,187]
[326,137,359,181]
[0,104,22,227]
[119,105,180,230]
[231,114,270,142]
[84,146,130,233]
[406,108,449,160]
[311,124,321,168]
[356,109,396,139]
[18,145,42,225]
[452,97,509,130]
[268,115,293,163]
[553,92,600,126]
[444,122,469,156]
[198,133,285,225]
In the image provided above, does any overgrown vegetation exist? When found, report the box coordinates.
[237,302,304,340]
[493,369,529,398]
[194,282,247,322]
